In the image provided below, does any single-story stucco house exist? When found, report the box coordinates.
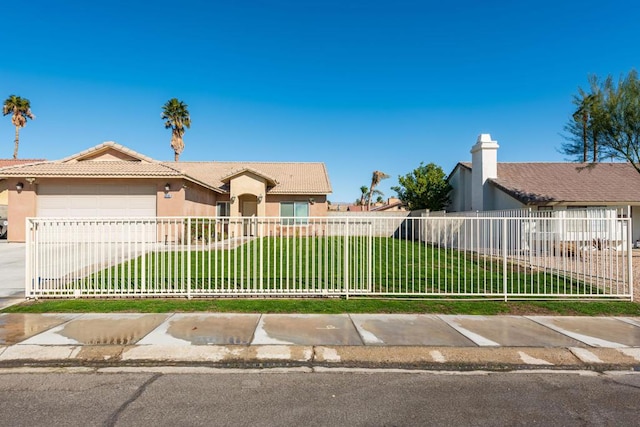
[0,142,332,242]
[448,134,640,240]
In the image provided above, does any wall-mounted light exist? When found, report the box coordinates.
[309,197,315,205]
[25,177,36,185]
[164,183,171,192]
[16,182,24,192]
[257,194,263,203]
[230,195,236,203]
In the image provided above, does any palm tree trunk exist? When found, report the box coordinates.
[582,112,588,162]
[174,151,179,161]
[593,132,598,162]
[13,126,20,159]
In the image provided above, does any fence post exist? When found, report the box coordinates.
[628,206,634,301]
[503,218,508,302]
[187,217,192,299]
[25,218,31,299]
[141,220,146,294]
[344,217,349,300]
[259,218,264,292]
[367,220,373,293]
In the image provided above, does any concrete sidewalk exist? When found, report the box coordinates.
[1,313,639,370]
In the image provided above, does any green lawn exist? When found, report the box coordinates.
[42,236,595,298]
[3,298,639,316]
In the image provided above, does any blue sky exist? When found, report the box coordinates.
[1,0,639,202]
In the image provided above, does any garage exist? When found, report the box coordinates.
[37,183,156,218]
[36,183,157,242]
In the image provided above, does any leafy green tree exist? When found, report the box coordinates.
[391,162,452,211]
[561,75,611,163]
[597,70,640,173]
[3,95,35,159]
[561,70,640,167]
[161,98,191,161]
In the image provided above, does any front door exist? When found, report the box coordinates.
[242,201,258,236]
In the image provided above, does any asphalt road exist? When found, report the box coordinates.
[0,370,638,426]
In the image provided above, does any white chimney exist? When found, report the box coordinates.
[470,134,499,211]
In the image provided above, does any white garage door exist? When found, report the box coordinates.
[36,183,157,242]
[38,183,156,218]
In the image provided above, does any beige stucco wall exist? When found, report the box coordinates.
[81,148,144,162]
[184,185,217,217]
[0,181,8,219]
[155,180,220,217]
[0,188,7,205]
[228,173,268,217]
[156,179,185,217]
[7,178,37,242]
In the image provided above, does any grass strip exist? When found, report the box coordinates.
[2,298,639,316]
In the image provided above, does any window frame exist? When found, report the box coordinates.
[280,201,310,225]
[217,202,230,217]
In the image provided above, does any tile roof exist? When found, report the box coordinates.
[461,162,640,204]
[167,161,332,195]
[0,142,332,195]
[372,201,405,211]
[0,159,46,168]
[0,161,182,178]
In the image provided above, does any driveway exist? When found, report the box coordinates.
[0,241,25,298]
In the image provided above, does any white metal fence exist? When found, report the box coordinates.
[427,206,626,219]
[25,214,633,300]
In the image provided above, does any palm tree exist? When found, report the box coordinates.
[572,91,593,163]
[3,95,35,159]
[367,170,390,210]
[359,186,368,206]
[161,98,191,161]
[587,82,605,163]
[571,76,605,163]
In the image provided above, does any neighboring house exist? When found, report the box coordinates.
[0,142,332,242]
[448,134,640,239]
[327,202,348,212]
[345,198,406,213]
[346,205,367,212]
[371,197,406,212]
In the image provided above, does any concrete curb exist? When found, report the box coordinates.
[0,345,638,371]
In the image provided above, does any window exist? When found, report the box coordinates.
[280,202,309,225]
[565,206,608,232]
[217,202,230,217]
